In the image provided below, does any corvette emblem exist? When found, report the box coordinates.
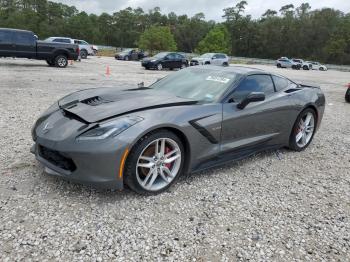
[43,122,53,133]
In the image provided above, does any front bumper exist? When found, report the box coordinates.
[31,137,128,190]
[141,61,157,69]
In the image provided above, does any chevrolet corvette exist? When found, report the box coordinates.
[31,66,325,194]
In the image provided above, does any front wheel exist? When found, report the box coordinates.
[181,63,187,69]
[156,63,163,71]
[303,65,309,70]
[54,55,68,68]
[345,88,350,103]
[124,130,184,195]
[80,50,88,59]
[289,109,317,151]
[277,63,281,68]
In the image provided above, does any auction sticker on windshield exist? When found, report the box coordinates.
[206,76,231,84]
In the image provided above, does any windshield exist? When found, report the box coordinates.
[149,68,238,102]
[153,52,169,59]
[120,49,132,54]
[200,53,215,58]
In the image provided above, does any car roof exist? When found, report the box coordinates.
[0,28,32,33]
[48,37,72,39]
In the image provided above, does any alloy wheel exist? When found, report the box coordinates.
[157,64,163,70]
[57,57,67,67]
[136,138,181,191]
[295,112,315,148]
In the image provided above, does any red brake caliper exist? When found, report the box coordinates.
[165,147,172,170]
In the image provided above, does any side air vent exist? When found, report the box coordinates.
[285,88,302,93]
[80,96,111,106]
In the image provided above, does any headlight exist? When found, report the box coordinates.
[77,116,143,141]
[151,59,157,62]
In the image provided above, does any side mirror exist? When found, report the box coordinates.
[237,92,265,110]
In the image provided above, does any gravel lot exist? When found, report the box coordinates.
[0,56,349,261]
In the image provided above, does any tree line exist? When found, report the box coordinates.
[0,0,349,64]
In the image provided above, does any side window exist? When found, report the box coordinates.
[232,75,275,102]
[0,31,13,43]
[14,33,35,45]
[272,75,289,92]
[213,54,219,59]
[175,54,183,59]
[166,53,175,60]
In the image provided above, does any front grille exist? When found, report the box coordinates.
[39,145,76,172]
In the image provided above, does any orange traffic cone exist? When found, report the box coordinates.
[106,65,110,76]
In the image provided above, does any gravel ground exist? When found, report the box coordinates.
[0,57,349,261]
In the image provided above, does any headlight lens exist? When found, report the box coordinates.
[77,116,143,141]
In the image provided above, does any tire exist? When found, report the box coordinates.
[223,62,229,67]
[54,55,68,68]
[80,50,88,59]
[156,63,163,71]
[125,56,129,61]
[303,65,309,70]
[319,67,325,71]
[345,88,350,103]
[289,108,317,151]
[181,63,187,69]
[124,130,185,195]
[277,63,281,68]
[204,61,210,65]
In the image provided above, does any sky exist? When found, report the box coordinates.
[52,0,350,21]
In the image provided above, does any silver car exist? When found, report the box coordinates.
[276,58,301,69]
[191,53,229,66]
[45,37,94,59]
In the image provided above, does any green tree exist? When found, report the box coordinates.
[138,26,177,53]
[196,25,229,54]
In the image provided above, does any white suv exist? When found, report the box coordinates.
[45,37,94,59]
[190,53,229,66]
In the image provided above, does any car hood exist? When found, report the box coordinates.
[58,87,197,123]
[142,57,161,62]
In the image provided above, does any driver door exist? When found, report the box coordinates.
[221,74,293,153]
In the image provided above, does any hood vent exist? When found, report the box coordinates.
[81,96,111,106]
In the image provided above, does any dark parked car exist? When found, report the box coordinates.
[0,28,79,68]
[115,49,147,61]
[141,52,188,70]
[31,66,325,194]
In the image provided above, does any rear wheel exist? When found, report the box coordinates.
[181,63,187,69]
[289,108,317,151]
[303,65,309,70]
[54,55,68,68]
[80,49,88,59]
[345,88,350,103]
[223,62,229,67]
[124,130,184,195]
[277,63,281,68]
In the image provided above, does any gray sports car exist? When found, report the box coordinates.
[31,66,325,194]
